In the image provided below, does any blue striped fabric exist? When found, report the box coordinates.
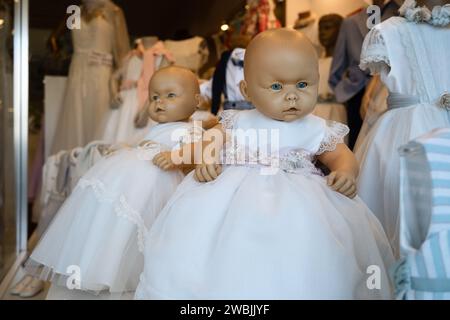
[396,128,450,300]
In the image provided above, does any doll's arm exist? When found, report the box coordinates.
[316,143,358,198]
[200,117,219,130]
[194,123,225,182]
[153,123,225,182]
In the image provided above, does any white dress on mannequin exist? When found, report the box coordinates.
[136,109,394,300]
[51,6,129,153]
[356,16,450,257]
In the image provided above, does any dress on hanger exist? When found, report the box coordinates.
[136,109,394,300]
[164,37,208,74]
[51,2,129,154]
[356,11,450,258]
[35,141,112,237]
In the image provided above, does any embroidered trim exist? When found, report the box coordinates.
[317,121,349,155]
[399,18,429,103]
[221,143,323,175]
[77,178,148,253]
[218,110,239,130]
[360,27,390,75]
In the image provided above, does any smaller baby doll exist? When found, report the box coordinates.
[26,66,204,298]
[136,29,394,300]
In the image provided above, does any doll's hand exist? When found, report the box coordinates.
[327,171,357,199]
[194,163,222,182]
[153,152,177,171]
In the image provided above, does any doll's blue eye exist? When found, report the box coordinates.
[270,83,283,91]
[296,82,308,89]
[152,95,159,101]
[167,93,177,98]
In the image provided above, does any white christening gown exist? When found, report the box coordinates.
[136,109,394,300]
[28,121,199,294]
[356,17,450,257]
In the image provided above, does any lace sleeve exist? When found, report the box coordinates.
[218,110,239,130]
[359,27,390,75]
[316,121,350,155]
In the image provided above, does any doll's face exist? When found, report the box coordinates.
[147,67,200,123]
[240,29,319,122]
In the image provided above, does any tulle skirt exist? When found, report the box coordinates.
[27,147,184,294]
[136,166,394,300]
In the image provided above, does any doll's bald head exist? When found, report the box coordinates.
[148,66,200,123]
[240,28,319,122]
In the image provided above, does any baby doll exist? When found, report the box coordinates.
[26,66,204,298]
[136,29,394,300]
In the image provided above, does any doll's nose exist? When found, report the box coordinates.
[285,92,299,102]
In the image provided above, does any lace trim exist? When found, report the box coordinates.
[135,140,163,161]
[399,0,450,26]
[77,178,148,253]
[317,121,349,155]
[218,110,239,130]
[221,144,323,175]
[360,27,390,75]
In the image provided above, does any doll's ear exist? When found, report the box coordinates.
[194,93,202,110]
[239,80,250,102]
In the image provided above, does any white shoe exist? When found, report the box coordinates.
[9,275,33,296]
[19,278,45,298]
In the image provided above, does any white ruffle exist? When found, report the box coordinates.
[431,4,450,27]
[317,121,350,155]
[78,178,148,252]
[360,27,390,75]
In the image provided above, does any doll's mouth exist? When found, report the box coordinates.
[155,107,165,113]
[283,107,300,114]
